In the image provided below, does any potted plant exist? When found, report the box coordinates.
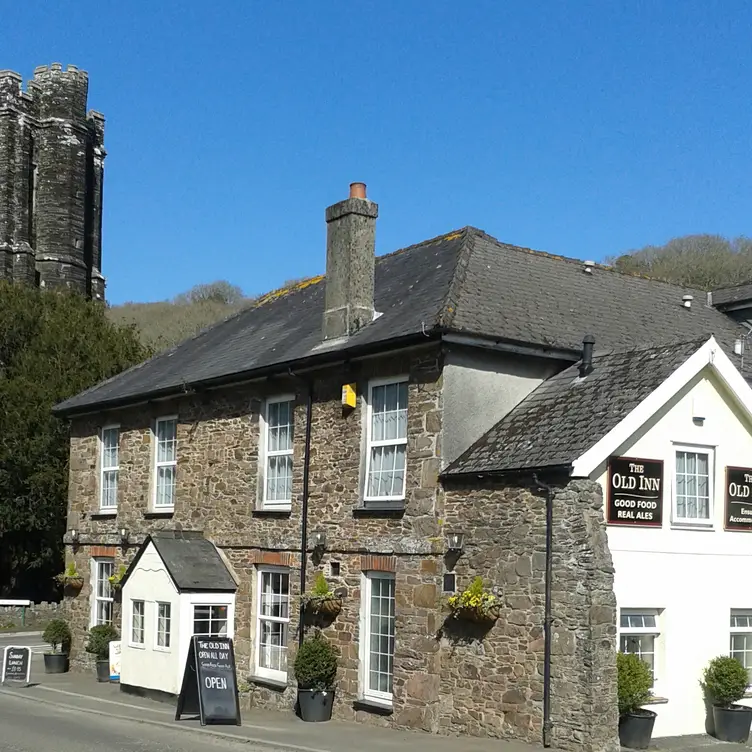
[617,652,656,749]
[302,572,342,617]
[702,655,752,743]
[55,561,84,595]
[294,630,338,722]
[85,624,119,682]
[42,618,72,674]
[447,576,500,623]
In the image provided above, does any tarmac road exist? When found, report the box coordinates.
[0,691,269,752]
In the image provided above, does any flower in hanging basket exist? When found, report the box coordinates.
[303,572,343,616]
[108,564,127,590]
[55,561,84,589]
[447,576,500,623]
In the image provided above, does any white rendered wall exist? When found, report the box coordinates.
[591,369,752,738]
[119,543,180,694]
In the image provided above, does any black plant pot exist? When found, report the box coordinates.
[298,688,334,722]
[713,704,752,743]
[618,709,657,750]
[43,653,69,674]
[95,660,110,683]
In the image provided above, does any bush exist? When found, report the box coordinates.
[617,652,653,716]
[703,656,749,708]
[42,619,72,654]
[294,631,338,691]
[85,624,119,661]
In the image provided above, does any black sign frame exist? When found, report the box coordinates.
[175,635,241,726]
[2,645,31,686]
[725,466,752,531]
[607,456,664,527]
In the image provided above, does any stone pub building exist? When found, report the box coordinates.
[55,182,752,751]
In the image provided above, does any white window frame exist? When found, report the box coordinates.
[152,415,178,511]
[730,609,752,687]
[99,424,119,512]
[130,599,145,647]
[359,571,396,707]
[155,601,172,652]
[259,395,295,510]
[364,377,409,504]
[672,443,715,526]
[90,557,114,628]
[618,608,660,689]
[254,566,291,682]
[192,603,229,637]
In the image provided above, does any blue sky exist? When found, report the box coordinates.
[6,1,751,304]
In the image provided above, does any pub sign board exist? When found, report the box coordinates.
[607,456,663,527]
[725,467,752,531]
[1,645,31,686]
[175,635,241,726]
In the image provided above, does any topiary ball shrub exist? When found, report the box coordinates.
[42,618,72,654]
[85,624,119,661]
[294,631,338,691]
[703,656,749,708]
[617,652,653,716]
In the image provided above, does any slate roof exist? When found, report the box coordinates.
[712,283,752,307]
[121,530,237,593]
[55,227,749,415]
[443,337,708,476]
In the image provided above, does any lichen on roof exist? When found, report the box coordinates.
[251,274,324,308]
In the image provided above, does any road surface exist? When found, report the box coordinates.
[0,631,46,654]
[0,691,264,751]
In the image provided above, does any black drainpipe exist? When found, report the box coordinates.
[533,472,555,748]
[298,381,314,646]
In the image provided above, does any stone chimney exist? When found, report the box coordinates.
[322,182,378,340]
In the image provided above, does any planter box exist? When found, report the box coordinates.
[619,709,656,750]
[306,597,342,617]
[298,689,334,722]
[449,604,501,623]
[43,653,69,674]
[713,704,752,743]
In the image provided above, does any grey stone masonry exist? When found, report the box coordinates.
[323,184,378,340]
[0,64,105,300]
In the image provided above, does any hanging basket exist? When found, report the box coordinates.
[450,603,501,624]
[306,596,343,617]
[60,577,84,595]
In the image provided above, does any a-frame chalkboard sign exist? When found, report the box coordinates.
[175,635,241,726]
[1,645,31,687]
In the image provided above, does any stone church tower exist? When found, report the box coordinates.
[0,63,105,300]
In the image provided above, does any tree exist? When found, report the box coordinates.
[608,234,752,289]
[0,282,149,599]
[172,280,245,305]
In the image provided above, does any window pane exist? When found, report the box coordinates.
[131,601,144,643]
[156,466,175,507]
[367,575,396,695]
[267,401,293,452]
[157,603,171,648]
[102,428,119,469]
[157,419,177,462]
[367,445,406,498]
[266,455,293,501]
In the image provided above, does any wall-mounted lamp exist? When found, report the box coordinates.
[446,532,465,552]
[120,528,129,544]
[313,530,327,550]
[69,529,79,543]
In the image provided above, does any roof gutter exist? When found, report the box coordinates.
[53,330,444,418]
[440,463,573,482]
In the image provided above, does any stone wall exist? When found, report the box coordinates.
[0,600,65,631]
[441,476,619,752]
[64,344,445,710]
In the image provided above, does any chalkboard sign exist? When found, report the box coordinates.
[607,456,663,527]
[175,636,241,726]
[725,466,752,531]
[2,646,31,686]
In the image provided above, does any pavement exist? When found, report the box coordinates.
[0,643,749,751]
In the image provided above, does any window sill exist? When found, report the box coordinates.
[253,507,292,518]
[354,696,394,714]
[249,674,288,691]
[128,643,146,650]
[669,523,715,532]
[90,512,118,520]
[354,503,405,518]
[143,510,175,519]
